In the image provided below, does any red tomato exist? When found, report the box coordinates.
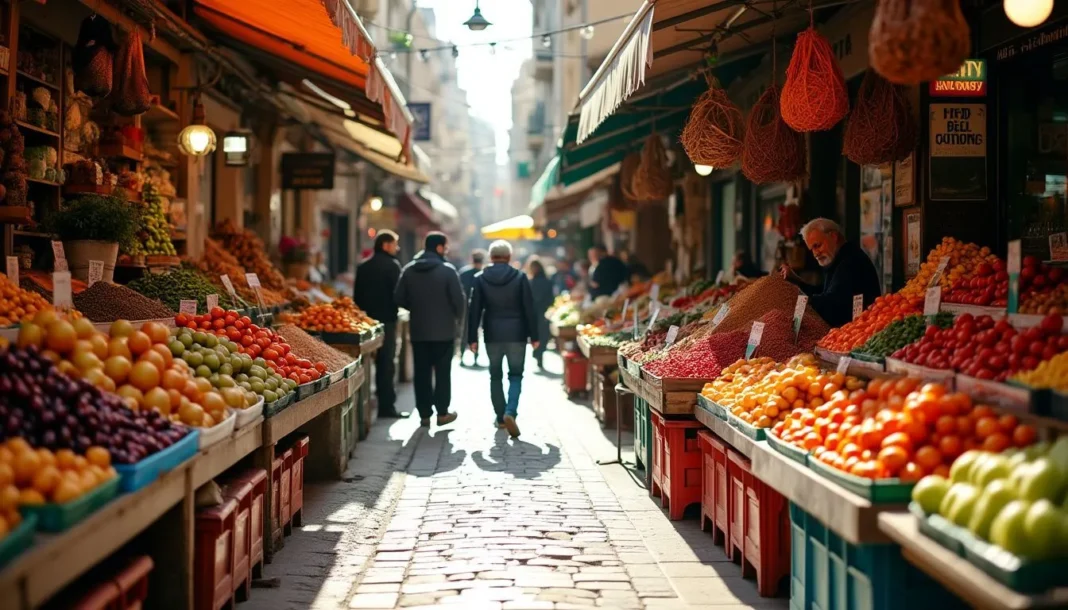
[299,374,311,384]
[297,359,311,368]
[314,362,326,373]
[210,307,225,319]
[263,348,279,361]
[285,353,297,365]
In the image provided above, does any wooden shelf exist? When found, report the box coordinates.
[63,184,141,202]
[12,229,50,239]
[192,420,263,488]
[15,69,59,90]
[0,206,33,224]
[16,120,59,138]
[97,142,143,162]
[25,176,60,187]
[878,513,1068,610]
[694,405,758,460]
[143,103,180,125]
[264,378,353,445]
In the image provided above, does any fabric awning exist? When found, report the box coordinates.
[398,193,438,228]
[529,156,561,212]
[481,215,540,241]
[417,189,458,220]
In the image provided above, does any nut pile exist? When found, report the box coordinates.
[73,282,176,322]
[275,324,356,372]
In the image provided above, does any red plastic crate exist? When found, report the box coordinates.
[743,467,790,597]
[562,351,589,396]
[649,412,665,499]
[222,477,253,602]
[228,469,267,579]
[658,416,705,520]
[71,581,121,610]
[727,448,750,566]
[697,430,727,547]
[195,498,237,610]
[280,447,294,537]
[290,436,309,530]
[114,555,153,609]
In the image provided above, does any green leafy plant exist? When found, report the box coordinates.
[47,194,140,245]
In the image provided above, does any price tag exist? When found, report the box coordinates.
[220,274,238,301]
[206,294,219,311]
[1049,232,1068,261]
[928,256,950,288]
[837,356,852,374]
[632,302,639,340]
[793,295,808,337]
[245,273,261,289]
[650,284,660,303]
[852,294,864,321]
[745,321,765,360]
[1007,240,1022,274]
[52,271,72,310]
[711,304,730,329]
[6,256,18,286]
[665,325,680,347]
[646,305,661,333]
[51,241,67,272]
[87,260,104,287]
[620,298,630,322]
[1008,240,1021,313]
[924,286,942,316]
[179,300,198,315]
[715,269,725,285]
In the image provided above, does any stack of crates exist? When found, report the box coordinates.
[633,397,652,482]
[654,413,705,520]
[195,498,237,610]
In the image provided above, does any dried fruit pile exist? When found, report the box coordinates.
[73,282,176,322]
[190,239,288,305]
[213,219,287,292]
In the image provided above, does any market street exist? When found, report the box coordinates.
[252,354,789,610]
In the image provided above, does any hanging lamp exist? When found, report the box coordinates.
[177,95,216,157]
[464,1,491,31]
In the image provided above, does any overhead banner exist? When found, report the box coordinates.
[408,102,432,141]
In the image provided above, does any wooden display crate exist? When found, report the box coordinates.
[577,335,619,367]
[639,369,709,416]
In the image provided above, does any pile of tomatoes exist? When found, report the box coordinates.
[817,293,922,353]
[175,308,327,385]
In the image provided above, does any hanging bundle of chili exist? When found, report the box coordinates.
[843,69,917,166]
[870,0,970,85]
[631,134,673,201]
[680,80,745,168]
[620,152,641,201]
[780,26,849,132]
[742,86,806,185]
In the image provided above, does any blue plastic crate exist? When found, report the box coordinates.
[114,429,200,492]
[788,503,967,610]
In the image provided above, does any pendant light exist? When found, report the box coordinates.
[1003,0,1053,27]
[177,95,216,157]
[464,1,491,31]
[694,164,713,176]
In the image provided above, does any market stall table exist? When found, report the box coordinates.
[550,322,578,352]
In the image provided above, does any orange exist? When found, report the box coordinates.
[13,450,41,486]
[51,479,82,504]
[55,449,77,470]
[32,465,61,496]
[975,416,999,439]
[914,446,942,470]
[0,485,18,511]
[86,446,111,468]
[6,438,31,455]
[0,463,12,488]
[982,433,1010,453]
[18,488,45,506]
[1013,424,1037,448]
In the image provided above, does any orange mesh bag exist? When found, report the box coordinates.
[73,16,115,98]
[111,29,152,116]
[843,70,917,166]
[742,86,807,185]
[620,152,641,201]
[780,26,849,132]
[632,134,673,201]
[680,80,744,168]
[870,0,970,85]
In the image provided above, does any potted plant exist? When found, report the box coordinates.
[279,236,310,280]
[48,194,138,282]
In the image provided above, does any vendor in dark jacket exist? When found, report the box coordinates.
[467,240,539,438]
[353,230,405,418]
[458,249,486,366]
[780,218,882,328]
[588,244,628,298]
[526,256,554,369]
[395,232,465,428]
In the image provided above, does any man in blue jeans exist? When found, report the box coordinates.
[466,240,539,438]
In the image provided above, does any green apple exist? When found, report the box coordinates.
[1047,437,1068,477]
[945,483,980,528]
[974,454,1012,487]
[1024,441,1051,461]
[990,500,1033,558]
[912,475,950,515]
[950,451,983,484]
[967,479,1016,540]
[941,482,972,517]
[1023,500,1063,560]
[1017,458,1066,503]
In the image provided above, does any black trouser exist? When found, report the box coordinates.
[375,322,397,413]
[412,341,454,419]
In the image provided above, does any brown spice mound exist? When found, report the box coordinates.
[276,324,356,372]
[74,282,176,322]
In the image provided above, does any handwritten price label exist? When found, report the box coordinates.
[711,304,730,329]
[5,256,18,286]
[87,260,104,287]
[646,305,661,334]
[924,286,942,316]
[852,294,864,321]
[52,241,67,272]
[206,294,219,311]
[52,271,72,310]
[665,325,680,347]
[179,300,198,315]
[245,273,261,289]
[745,321,765,360]
[220,275,238,301]
[793,295,808,337]
[837,356,852,374]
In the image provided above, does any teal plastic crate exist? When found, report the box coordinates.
[341,398,356,456]
[634,397,651,477]
[789,503,967,610]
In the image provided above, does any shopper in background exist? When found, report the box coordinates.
[458,249,487,367]
[588,245,628,298]
[619,249,651,284]
[395,232,465,427]
[780,218,881,327]
[733,250,766,280]
[352,230,405,419]
[552,258,576,295]
[467,240,539,438]
[527,256,554,369]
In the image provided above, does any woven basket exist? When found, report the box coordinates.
[742,86,807,185]
[781,27,849,132]
[680,84,745,168]
[843,70,917,166]
[632,134,673,201]
[870,0,970,85]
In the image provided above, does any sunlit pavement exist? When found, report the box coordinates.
[251,353,789,610]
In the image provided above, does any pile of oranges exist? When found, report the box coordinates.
[285,298,377,334]
[817,293,921,353]
[0,273,51,327]
[775,378,1036,481]
[0,438,117,535]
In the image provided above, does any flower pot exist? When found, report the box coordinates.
[63,240,118,283]
[285,262,310,280]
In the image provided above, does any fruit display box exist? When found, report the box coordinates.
[198,409,237,450]
[296,380,320,401]
[696,394,728,421]
[640,369,708,416]
[22,476,120,532]
[0,514,35,567]
[955,374,1048,415]
[264,392,293,418]
[114,428,200,492]
[725,410,767,441]
[234,396,264,429]
[885,358,957,388]
[1007,313,1068,331]
[1050,390,1068,421]
[313,331,362,345]
[765,429,809,465]
[806,456,914,504]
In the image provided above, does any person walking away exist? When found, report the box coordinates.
[467,241,539,437]
[395,232,465,427]
[588,245,628,298]
[780,218,881,327]
[352,230,406,418]
[527,256,554,369]
[458,250,487,367]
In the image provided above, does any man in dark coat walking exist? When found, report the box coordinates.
[353,230,405,418]
[458,249,486,366]
[395,232,465,427]
[467,240,539,438]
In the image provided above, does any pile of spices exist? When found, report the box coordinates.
[276,324,356,372]
[73,282,176,322]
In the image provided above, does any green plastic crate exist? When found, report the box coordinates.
[726,411,767,441]
[0,514,35,567]
[696,394,728,420]
[341,398,356,456]
[634,397,651,478]
[22,476,120,532]
[766,430,810,465]
[807,458,914,504]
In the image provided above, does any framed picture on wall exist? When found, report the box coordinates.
[904,209,922,279]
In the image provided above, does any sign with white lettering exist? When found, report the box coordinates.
[179,300,197,315]
[52,271,72,310]
[6,256,18,286]
[87,260,104,287]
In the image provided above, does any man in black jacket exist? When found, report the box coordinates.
[588,245,628,298]
[781,218,882,327]
[395,232,465,427]
[458,249,486,367]
[353,230,405,418]
[467,240,539,438]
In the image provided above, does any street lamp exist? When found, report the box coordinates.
[464,1,491,31]
[694,164,714,176]
[368,196,383,212]
[177,96,216,157]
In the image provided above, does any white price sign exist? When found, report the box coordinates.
[632,302,639,340]
[220,274,238,300]
[245,273,261,289]
[745,321,765,360]
[206,294,219,311]
[852,294,864,320]
[650,284,660,303]
[620,298,630,322]
[1007,240,1022,274]
[52,271,72,310]
[6,256,18,286]
[665,325,680,347]
[711,304,730,329]
[924,286,942,316]
[51,241,67,272]
[87,260,104,287]
[646,305,661,333]
[179,300,198,315]
[928,256,950,287]
[836,356,852,374]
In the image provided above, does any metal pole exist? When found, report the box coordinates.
[579,0,589,85]
[405,1,418,100]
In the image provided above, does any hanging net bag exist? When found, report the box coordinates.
[843,70,917,166]
[620,152,641,201]
[680,77,744,168]
[870,0,970,85]
[73,16,116,98]
[780,25,849,132]
[111,29,152,116]
[742,85,806,184]
[632,134,673,201]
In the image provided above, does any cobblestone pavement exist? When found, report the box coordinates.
[252,355,789,610]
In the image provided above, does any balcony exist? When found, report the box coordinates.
[535,49,553,80]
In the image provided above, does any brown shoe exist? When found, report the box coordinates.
[436,412,458,426]
[503,415,520,438]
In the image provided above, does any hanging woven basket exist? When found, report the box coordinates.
[781,27,849,132]
[742,85,807,185]
[843,70,917,166]
[680,83,745,168]
[870,0,970,85]
[619,152,641,201]
[632,134,673,201]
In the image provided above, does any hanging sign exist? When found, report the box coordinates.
[51,241,67,272]
[5,256,17,286]
[87,260,104,287]
[281,153,336,190]
[1008,239,1022,313]
[929,104,988,201]
[853,294,864,320]
[929,59,987,97]
[206,294,219,311]
[1049,232,1068,261]
[52,271,72,310]
[746,321,765,360]
[179,300,198,315]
